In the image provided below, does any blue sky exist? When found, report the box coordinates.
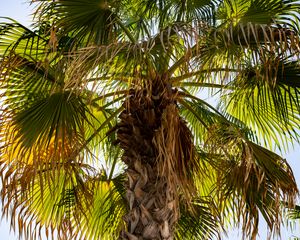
[0,1,300,239]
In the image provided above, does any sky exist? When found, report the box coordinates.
[0,0,300,239]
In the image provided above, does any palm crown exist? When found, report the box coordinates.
[1,0,300,239]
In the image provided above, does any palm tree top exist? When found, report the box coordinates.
[1,0,300,239]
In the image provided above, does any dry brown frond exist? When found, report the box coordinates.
[204,122,298,238]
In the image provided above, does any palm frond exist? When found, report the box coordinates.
[1,160,126,240]
[0,18,48,58]
[116,0,219,39]
[175,197,222,240]
[287,205,300,220]
[179,98,219,144]
[217,0,300,27]
[221,59,300,151]
[0,20,126,170]
[203,121,298,238]
[32,0,122,46]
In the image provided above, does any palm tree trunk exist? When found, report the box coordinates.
[117,86,180,240]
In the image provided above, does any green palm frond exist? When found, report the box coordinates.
[33,0,122,46]
[1,58,90,165]
[175,197,222,240]
[0,18,48,58]
[131,0,219,28]
[179,93,257,145]
[241,0,300,28]
[276,60,300,89]
[13,91,87,146]
[217,0,300,26]
[288,205,300,220]
[221,59,300,150]
[188,27,299,87]
[1,160,126,240]
[0,22,126,168]
[179,98,219,144]
[167,0,300,79]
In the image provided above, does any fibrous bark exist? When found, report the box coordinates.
[117,82,190,240]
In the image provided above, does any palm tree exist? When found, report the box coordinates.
[1,0,300,239]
